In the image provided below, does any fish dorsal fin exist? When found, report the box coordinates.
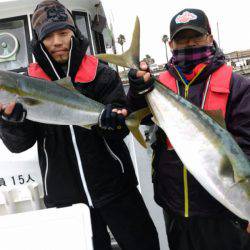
[204,109,226,128]
[55,77,76,92]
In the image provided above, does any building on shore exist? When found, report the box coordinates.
[225,49,250,75]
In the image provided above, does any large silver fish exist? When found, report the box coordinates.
[0,68,147,144]
[0,71,104,127]
[96,17,250,221]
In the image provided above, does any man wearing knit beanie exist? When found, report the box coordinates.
[32,0,76,41]
[0,1,160,250]
[31,0,77,64]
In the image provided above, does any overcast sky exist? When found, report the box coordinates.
[102,0,250,64]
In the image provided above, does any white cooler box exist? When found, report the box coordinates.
[0,203,93,250]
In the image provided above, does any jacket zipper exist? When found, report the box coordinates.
[70,126,93,207]
[103,138,124,173]
[175,65,207,218]
[41,40,94,207]
[43,137,49,196]
[183,85,190,218]
[182,75,212,217]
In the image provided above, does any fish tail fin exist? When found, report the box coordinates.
[96,16,140,69]
[126,107,151,148]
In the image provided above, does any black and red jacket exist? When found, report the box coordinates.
[127,45,250,218]
[0,35,138,208]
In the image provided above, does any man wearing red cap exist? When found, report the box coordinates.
[0,1,160,250]
[127,8,250,250]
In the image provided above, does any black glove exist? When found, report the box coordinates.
[128,68,155,96]
[0,103,27,123]
[98,104,126,130]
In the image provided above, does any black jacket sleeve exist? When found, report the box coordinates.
[0,69,37,153]
[91,62,129,140]
[226,73,250,160]
[127,87,148,112]
[0,119,37,153]
[94,63,126,105]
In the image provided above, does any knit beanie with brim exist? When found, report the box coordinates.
[31,0,76,41]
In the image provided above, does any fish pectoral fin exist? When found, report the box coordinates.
[125,107,151,148]
[219,156,234,179]
[55,77,76,92]
[205,109,226,128]
[79,124,95,130]
[21,97,42,106]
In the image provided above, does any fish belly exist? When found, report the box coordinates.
[23,101,100,126]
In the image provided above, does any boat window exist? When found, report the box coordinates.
[0,16,31,72]
[92,13,107,54]
[72,11,93,55]
[93,31,105,54]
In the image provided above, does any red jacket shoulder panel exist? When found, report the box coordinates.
[158,71,178,93]
[28,63,51,81]
[204,64,232,117]
[28,55,99,83]
[75,55,99,83]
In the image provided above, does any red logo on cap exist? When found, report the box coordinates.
[175,11,197,24]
